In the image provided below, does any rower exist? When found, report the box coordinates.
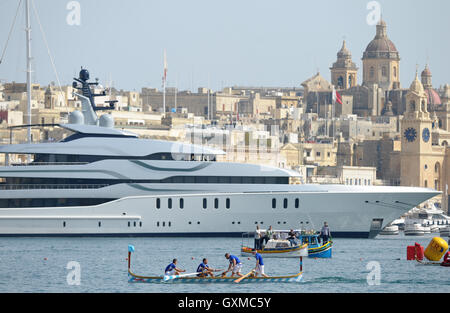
[252,250,269,278]
[197,258,215,277]
[222,253,243,277]
[164,258,185,276]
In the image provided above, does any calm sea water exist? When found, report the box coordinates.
[0,234,448,293]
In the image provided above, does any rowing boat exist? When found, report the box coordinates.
[127,245,304,284]
[241,243,308,258]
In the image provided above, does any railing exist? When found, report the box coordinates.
[11,162,89,166]
[0,184,110,190]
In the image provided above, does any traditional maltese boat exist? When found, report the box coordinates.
[127,245,304,283]
[241,240,308,258]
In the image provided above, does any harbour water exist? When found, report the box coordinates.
[0,234,448,293]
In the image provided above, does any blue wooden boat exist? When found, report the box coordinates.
[297,233,332,258]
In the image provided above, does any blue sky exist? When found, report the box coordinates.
[0,0,449,91]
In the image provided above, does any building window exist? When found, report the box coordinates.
[424,180,428,188]
[272,198,276,209]
[393,66,397,78]
[316,152,321,157]
[382,66,387,77]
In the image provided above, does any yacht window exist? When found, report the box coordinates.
[168,222,171,227]
[283,198,288,209]
[168,198,172,209]
[163,222,165,227]
[203,198,207,209]
[157,222,160,227]
[63,221,66,227]
[295,198,299,208]
[272,198,276,209]
[156,198,161,209]
[98,221,101,227]
[133,221,136,227]
[128,222,130,227]
[214,198,219,209]
[226,198,230,209]
[180,198,184,209]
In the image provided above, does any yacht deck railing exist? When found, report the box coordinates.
[0,184,109,190]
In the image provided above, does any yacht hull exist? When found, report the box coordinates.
[0,186,439,238]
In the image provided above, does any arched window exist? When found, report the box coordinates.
[442,141,448,147]
[393,66,397,78]
[337,76,344,89]
[421,100,426,112]
[382,66,387,77]
[410,100,416,112]
[435,162,440,174]
[369,67,375,78]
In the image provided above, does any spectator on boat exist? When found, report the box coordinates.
[164,259,185,276]
[320,222,331,245]
[263,226,274,246]
[197,258,215,277]
[254,225,262,250]
[287,229,297,246]
[252,251,269,278]
[222,253,243,277]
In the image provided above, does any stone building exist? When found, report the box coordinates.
[330,40,358,90]
[400,71,449,212]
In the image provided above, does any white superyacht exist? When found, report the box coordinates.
[0,69,440,238]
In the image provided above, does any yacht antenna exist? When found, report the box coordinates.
[25,0,32,147]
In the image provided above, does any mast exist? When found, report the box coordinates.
[163,49,167,117]
[25,0,32,144]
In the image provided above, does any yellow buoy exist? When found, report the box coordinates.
[424,237,449,261]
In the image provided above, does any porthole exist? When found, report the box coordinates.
[197,221,200,225]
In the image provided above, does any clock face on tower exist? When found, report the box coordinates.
[404,128,417,142]
[422,128,430,143]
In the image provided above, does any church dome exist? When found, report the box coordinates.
[421,65,432,77]
[425,88,441,106]
[337,40,351,58]
[409,73,425,95]
[363,18,399,59]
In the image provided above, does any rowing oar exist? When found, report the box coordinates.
[163,272,200,282]
[234,270,255,284]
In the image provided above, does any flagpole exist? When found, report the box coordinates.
[163,49,167,117]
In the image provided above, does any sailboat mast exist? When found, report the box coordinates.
[25,0,32,144]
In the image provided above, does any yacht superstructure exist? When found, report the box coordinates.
[0,69,441,238]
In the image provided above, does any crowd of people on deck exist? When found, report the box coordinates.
[254,222,332,249]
